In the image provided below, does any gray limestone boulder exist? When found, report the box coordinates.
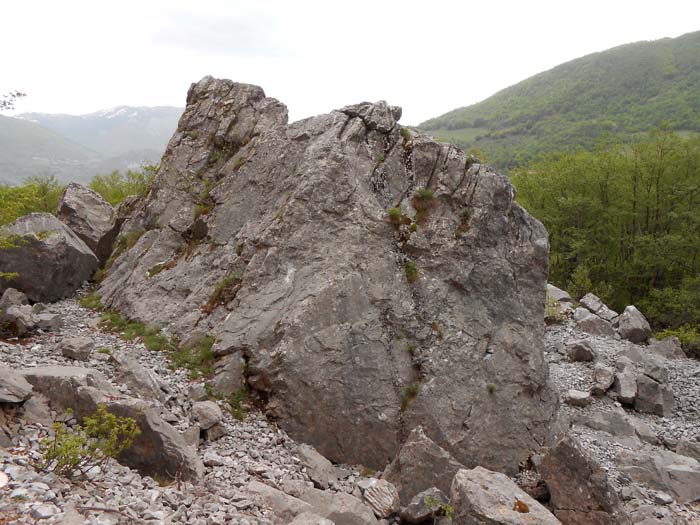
[450,467,561,524]
[283,481,379,525]
[399,487,449,524]
[0,304,36,337]
[20,366,203,481]
[580,293,619,321]
[540,435,630,525]
[635,374,674,417]
[618,449,700,504]
[565,389,592,407]
[297,444,338,490]
[59,336,93,361]
[191,400,223,430]
[647,337,685,360]
[358,479,400,518]
[614,305,651,343]
[245,481,314,524]
[0,288,27,309]
[109,352,167,401]
[566,339,597,362]
[546,283,573,305]
[56,182,117,264]
[289,512,334,525]
[576,315,616,338]
[591,363,615,395]
[0,365,33,403]
[677,435,700,461]
[382,426,465,506]
[210,351,246,397]
[0,213,98,302]
[97,76,558,475]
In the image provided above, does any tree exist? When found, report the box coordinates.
[0,91,26,112]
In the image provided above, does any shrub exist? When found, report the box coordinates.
[89,167,156,206]
[228,389,247,420]
[400,127,411,141]
[0,272,19,281]
[387,207,402,225]
[415,187,434,200]
[35,405,140,478]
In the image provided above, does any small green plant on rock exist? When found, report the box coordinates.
[387,207,403,225]
[400,382,421,411]
[487,383,497,395]
[228,389,248,420]
[405,260,419,284]
[412,187,436,224]
[0,272,19,281]
[79,293,104,311]
[424,495,454,523]
[203,271,243,314]
[169,335,216,379]
[35,405,140,478]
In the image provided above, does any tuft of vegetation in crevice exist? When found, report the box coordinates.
[103,229,145,275]
[411,187,436,224]
[404,260,419,284]
[147,259,178,278]
[400,381,421,412]
[202,271,243,314]
[169,335,216,379]
[0,272,19,281]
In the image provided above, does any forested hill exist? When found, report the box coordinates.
[419,30,700,170]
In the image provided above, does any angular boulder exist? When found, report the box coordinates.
[382,426,465,505]
[591,363,615,395]
[20,366,203,481]
[580,293,618,321]
[647,337,685,360]
[546,283,572,305]
[540,435,629,525]
[283,481,379,525]
[0,365,33,403]
[614,305,651,344]
[400,487,449,524]
[97,77,558,474]
[635,374,674,417]
[109,352,167,401]
[59,336,93,361]
[618,449,700,504]
[296,444,338,490]
[566,339,597,362]
[576,315,616,338]
[450,467,561,525]
[56,182,117,264]
[0,213,98,302]
[358,479,400,518]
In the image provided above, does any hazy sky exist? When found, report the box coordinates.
[2,0,699,124]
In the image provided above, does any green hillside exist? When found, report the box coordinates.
[0,115,101,184]
[420,31,700,170]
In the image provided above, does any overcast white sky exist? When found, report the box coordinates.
[2,0,699,125]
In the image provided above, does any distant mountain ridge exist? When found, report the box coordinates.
[0,106,183,185]
[419,30,700,170]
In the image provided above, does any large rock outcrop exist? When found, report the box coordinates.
[56,182,117,264]
[98,76,558,472]
[0,213,98,302]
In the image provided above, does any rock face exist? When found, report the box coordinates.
[98,76,557,472]
[450,467,561,525]
[0,213,98,302]
[56,182,117,264]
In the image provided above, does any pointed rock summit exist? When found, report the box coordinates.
[97,76,558,473]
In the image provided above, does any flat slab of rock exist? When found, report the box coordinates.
[450,466,561,524]
[358,479,400,518]
[57,182,117,264]
[283,480,379,525]
[0,213,98,302]
[0,365,33,403]
[382,426,465,505]
[110,352,167,401]
[576,314,616,338]
[546,283,573,305]
[245,481,313,524]
[565,389,592,407]
[580,293,618,321]
[647,337,685,360]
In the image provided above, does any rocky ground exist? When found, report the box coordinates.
[2,289,700,524]
[543,315,700,524]
[1,292,383,524]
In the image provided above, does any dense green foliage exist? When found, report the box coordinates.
[36,404,140,478]
[421,31,700,170]
[512,131,700,342]
[0,175,64,226]
[88,166,156,206]
[0,167,155,228]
